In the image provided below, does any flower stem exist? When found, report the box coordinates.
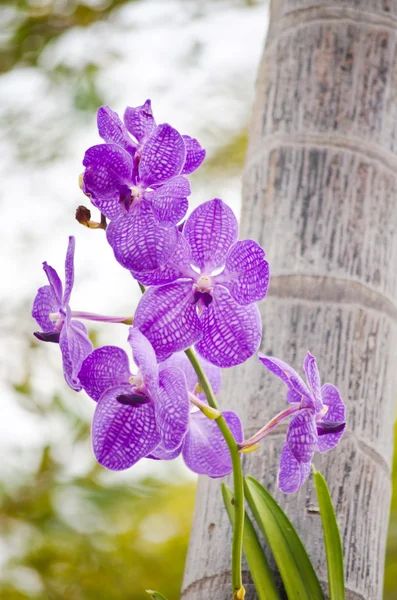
[185,347,245,598]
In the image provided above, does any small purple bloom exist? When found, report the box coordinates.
[258,352,346,494]
[78,329,190,471]
[133,198,270,367]
[82,101,205,273]
[32,237,93,391]
[148,352,243,478]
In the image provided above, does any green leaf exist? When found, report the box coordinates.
[313,470,345,599]
[221,483,280,600]
[146,591,168,600]
[244,476,324,600]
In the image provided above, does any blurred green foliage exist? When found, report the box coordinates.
[385,418,397,599]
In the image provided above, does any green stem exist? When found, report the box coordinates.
[185,348,245,597]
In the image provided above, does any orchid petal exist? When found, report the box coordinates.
[317,384,346,452]
[303,352,322,411]
[43,263,62,304]
[93,383,159,471]
[63,236,75,306]
[258,354,313,406]
[97,106,136,154]
[181,135,206,175]
[196,286,261,368]
[127,328,158,396]
[123,100,156,143]
[134,281,202,362]
[182,410,243,478]
[218,239,269,305]
[160,351,221,399]
[139,124,186,187]
[183,198,238,271]
[78,346,131,402]
[106,204,179,272]
[149,175,190,224]
[287,410,318,463]
[155,367,190,450]
[60,317,93,392]
[32,285,59,332]
[278,442,311,494]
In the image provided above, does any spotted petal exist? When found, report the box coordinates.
[160,351,221,399]
[139,124,186,187]
[78,346,131,402]
[196,286,261,368]
[258,354,313,406]
[182,410,243,478]
[218,240,269,305]
[93,383,160,471]
[183,198,238,271]
[287,410,317,463]
[317,383,346,452]
[60,317,93,392]
[32,285,59,332]
[97,106,136,154]
[123,100,156,143]
[149,176,190,224]
[181,135,206,175]
[134,281,202,362]
[155,367,189,450]
[128,328,158,396]
[278,442,312,494]
[106,203,179,272]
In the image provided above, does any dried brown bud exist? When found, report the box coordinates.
[75,205,92,227]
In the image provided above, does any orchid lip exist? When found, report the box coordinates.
[116,392,150,406]
[34,331,61,343]
[317,420,346,436]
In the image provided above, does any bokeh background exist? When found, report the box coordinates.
[0,1,396,598]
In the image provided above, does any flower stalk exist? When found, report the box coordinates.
[238,403,301,451]
[71,311,133,325]
[185,347,245,599]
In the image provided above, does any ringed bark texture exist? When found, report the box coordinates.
[182,1,397,599]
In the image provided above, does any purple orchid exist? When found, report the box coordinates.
[78,328,190,471]
[148,352,244,478]
[256,352,346,494]
[32,236,93,391]
[82,101,205,273]
[133,198,269,368]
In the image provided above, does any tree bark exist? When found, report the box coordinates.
[182,1,397,599]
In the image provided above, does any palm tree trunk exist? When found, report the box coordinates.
[182,1,397,599]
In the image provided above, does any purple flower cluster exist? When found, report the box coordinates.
[32,99,345,490]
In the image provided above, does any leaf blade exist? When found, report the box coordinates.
[313,470,345,600]
[244,476,324,600]
[146,591,168,600]
[221,483,280,600]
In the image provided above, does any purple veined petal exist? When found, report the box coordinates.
[160,351,222,399]
[130,233,195,286]
[181,135,206,175]
[182,410,243,478]
[317,383,346,452]
[60,317,93,391]
[97,106,137,154]
[82,144,132,219]
[183,198,238,271]
[258,354,313,406]
[303,352,322,412]
[78,346,131,402]
[63,236,75,306]
[43,263,63,304]
[217,240,269,306]
[278,442,312,494]
[149,175,190,224]
[134,281,202,362]
[93,383,160,471]
[106,203,179,272]
[138,124,186,187]
[32,285,60,332]
[147,441,183,461]
[287,409,318,463]
[196,285,261,368]
[155,367,190,450]
[127,328,158,396]
[123,99,156,143]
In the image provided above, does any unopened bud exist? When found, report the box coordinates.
[75,205,91,227]
[234,586,246,600]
